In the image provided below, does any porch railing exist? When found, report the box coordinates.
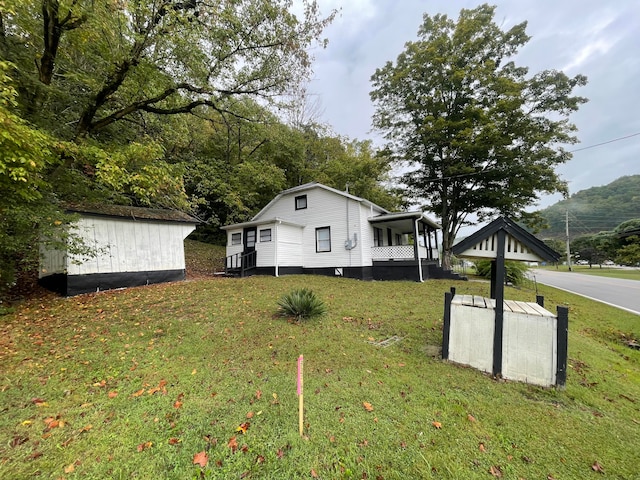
[225,250,257,277]
[371,245,438,261]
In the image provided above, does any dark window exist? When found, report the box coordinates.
[259,228,272,242]
[373,227,383,247]
[295,195,307,210]
[231,233,241,245]
[316,227,331,252]
[395,233,403,245]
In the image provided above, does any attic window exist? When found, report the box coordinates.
[295,195,307,210]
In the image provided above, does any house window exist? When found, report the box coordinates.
[395,233,403,245]
[260,228,272,242]
[373,227,383,247]
[316,227,331,252]
[295,195,307,210]
[231,233,241,245]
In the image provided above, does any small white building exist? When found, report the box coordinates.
[222,182,456,282]
[39,205,198,296]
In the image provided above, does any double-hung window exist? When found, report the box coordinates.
[316,227,331,252]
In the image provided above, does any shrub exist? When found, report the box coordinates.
[473,259,529,286]
[276,288,327,321]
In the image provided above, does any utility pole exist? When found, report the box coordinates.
[565,210,572,271]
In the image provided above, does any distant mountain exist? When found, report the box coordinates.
[536,175,640,240]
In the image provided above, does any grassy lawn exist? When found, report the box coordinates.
[539,264,640,281]
[1,270,639,478]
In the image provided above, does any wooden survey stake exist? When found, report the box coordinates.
[297,355,304,436]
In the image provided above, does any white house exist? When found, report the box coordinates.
[39,204,198,296]
[222,182,454,282]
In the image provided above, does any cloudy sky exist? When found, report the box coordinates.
[305,0,640,208]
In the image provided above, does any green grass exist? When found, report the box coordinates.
[539,264,640,280]
[1,273,639,479]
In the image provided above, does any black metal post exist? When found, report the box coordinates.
[442,291,453,360]
[556,306,569,388]
[492,230,506,377]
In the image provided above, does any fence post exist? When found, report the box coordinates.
[556,306,569,388]
[536,295,544,307]
[442,291,453,360]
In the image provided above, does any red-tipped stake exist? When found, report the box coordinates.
[297,355,304,436]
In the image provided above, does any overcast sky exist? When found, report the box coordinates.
[305,0,640,209]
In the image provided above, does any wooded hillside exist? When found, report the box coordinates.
[536,175,640,240]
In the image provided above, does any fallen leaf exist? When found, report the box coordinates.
[592,461,605,474]
[489,465,503,477]
[191,369,197,375]
[256,454,265,464]
[31,398,47,406]
[237,422,250,434]
[311,468,318,478]
[132,389,145,397]
[432,421,442,429]
[168,437,181,445]
[64,463,75,473]
[193,451,208,467]
[79,424,92,433]
[246,411,254,419]
[173,400,183,409]
[136,441,152,452]
[228,436,238,453]
[108,391,118,398]
[276,448,285,459]
[93,380,106,387]
[467,414,477,422]
[479,442,486,452]
[241,444,249,453]
[362,402,374,412]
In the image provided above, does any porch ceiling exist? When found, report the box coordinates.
[368,212,441,233]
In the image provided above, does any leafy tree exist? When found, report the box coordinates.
[370,4,587,268]
[615,237,640,266]
[3,0,335,140]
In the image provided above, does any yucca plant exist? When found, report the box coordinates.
[276,287,327,321]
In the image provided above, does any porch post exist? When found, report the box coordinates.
[422,224,429,260]
[413,218,423,282]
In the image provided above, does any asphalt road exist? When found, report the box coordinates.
[530,269,640,315]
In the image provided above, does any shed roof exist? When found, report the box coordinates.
[65,204,200,224]
[452,217,561,262]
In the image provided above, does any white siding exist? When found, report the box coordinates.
[276,223,303,266]
[65,216,195,275]
[256,187,378,268]
[226,229,244,258]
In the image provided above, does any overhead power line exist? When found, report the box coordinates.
[570,131,640,153]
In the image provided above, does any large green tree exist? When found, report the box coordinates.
[370,4,587,268]
[2,0,334,140]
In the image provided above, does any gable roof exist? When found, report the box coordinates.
[252,182,389,221]
[452,217,561,262]
[65,203,200,224]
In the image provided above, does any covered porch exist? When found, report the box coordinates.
[368,211,442,282]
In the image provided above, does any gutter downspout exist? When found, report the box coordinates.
[413,218,423,282]
[274,220,279,277]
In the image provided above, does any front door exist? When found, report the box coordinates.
[242,226,257,270]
